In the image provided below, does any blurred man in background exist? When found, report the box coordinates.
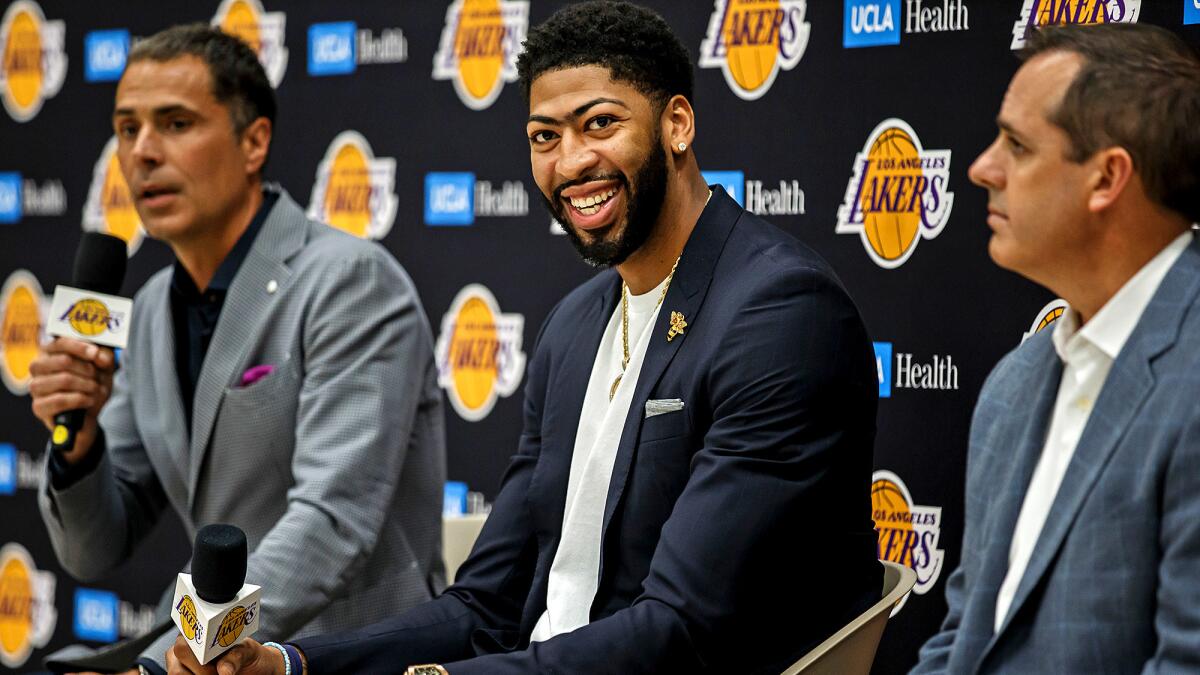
[29,24,445,675]
[914,23,1200,674]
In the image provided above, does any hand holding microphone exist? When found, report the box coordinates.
[29,231,129,462]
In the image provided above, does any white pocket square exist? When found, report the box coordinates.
[645,398,685,418]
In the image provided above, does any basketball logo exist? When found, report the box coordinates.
[307,131,397,240]
[0,270,43,396]
[211,605,249,648]
[83,136,144,255]
[1011,0,1140,49]
[871,470,944,615]
[212,0,288,87]
[1021,298,1068,343]
[0,543,56,668]
[836,118,953,269]
[0,0,66,122]
[432,0,528,110]
[435,284,526,421]
[699,0,810,101]
[174,595,202,644]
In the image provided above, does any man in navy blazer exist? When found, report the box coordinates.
[172,2,881,674]
[913,24,1200,674]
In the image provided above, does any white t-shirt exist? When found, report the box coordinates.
[530,274,670,642]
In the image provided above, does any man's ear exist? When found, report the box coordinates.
[1086,146,1134,214]
[664,94,695,157]
[241,117,272,176]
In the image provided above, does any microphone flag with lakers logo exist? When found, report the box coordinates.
[44,231,130,453]
[171,524,262,665]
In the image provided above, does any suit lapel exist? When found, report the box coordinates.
[600,188,740,540]
[144,276,189,483]
[187,189,305,500]
[983,239,1200,664]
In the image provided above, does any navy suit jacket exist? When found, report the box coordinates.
[299,187,881,674]
[913,236,1200,674]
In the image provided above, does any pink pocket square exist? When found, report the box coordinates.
[239,364,275,387]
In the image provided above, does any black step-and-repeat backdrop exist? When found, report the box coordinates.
[1,1,1196,672]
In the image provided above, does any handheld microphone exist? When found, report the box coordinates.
[45,232,130,454]
[171,524,262,665]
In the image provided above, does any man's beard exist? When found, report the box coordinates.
[539,133,669,268]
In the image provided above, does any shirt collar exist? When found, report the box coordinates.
[1052,230,1193,361]
[171,189,278,298]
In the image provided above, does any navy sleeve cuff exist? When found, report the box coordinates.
[137,656,167,675]
[47,427,106,491]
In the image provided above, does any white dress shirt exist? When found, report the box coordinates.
[994,231,1193,632]
[530,274,669,642]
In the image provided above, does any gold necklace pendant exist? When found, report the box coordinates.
[608,257,681,402]
[609,374,622,401]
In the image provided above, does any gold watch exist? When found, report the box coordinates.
[406,666,448,675]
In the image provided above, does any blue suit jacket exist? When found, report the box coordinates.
[299,188,881,674]
[913,237,1200,674]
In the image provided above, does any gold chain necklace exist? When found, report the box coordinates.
[609,257,679,401]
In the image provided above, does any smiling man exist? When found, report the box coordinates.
[29,24,445,675]
[177,3,881,674]
[913,23,1200,674]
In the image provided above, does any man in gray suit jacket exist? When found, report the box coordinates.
[913,24,1200,674]
[28,25,445,674]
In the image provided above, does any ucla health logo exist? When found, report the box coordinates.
[0,172,19,224]
[0,443,14,495]
[436,284,526,421]
[74,588,119,643]
[84,137,145,255]
[836,118,953,269]
[307,131,397,240]
[84,29,128,82]
[1022,298,1068,343]
[0,171,65,224]
[1188,1,1200,25]
[872,470,944,614]
[845,0,900,47]
[702,169,804,216]
[425,172,529,226]
[1011,0,1140,49]
[307,21,407,76]
[212,0,287,87]
[873,341,958,396]
[432,0,528,111]
[0,0,65,122]
[699,0,810,101]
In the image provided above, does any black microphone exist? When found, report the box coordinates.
[173,524,261,663]
[49,232,127,454]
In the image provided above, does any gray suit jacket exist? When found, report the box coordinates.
[913,236,1200,674]
[38,187,446,668]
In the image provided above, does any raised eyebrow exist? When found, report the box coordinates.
[526,97,629,127]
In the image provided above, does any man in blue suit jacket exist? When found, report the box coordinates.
[913,24,1200,674]
[173,2,881,674]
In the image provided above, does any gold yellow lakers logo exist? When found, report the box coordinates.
[0,543,56,669]
[306,131,397,239]
[61,298,113,336]
[1012,0,1140,49]
[175,595,202,644]
[871,470,943,615]
[432,0,528,110]
[210,605,249,648]
[1022,298,1069,343]
[0,0,66,122]
[212,0,288,87]
[84,136,144,254]
[698,0,810,101]
[0,270,43,396]
[836,118,954,269]
[435,285,526,421]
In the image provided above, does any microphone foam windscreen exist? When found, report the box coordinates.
[192,524,248,604]
[72,232,127,295]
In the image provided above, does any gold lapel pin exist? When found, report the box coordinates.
[667,311,687,342]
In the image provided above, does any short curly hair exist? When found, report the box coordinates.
[517,1,694,109]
